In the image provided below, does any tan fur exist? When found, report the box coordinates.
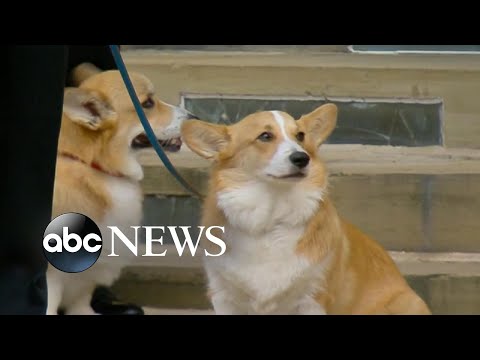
[48,63,193,315]
[57,72,178,180]
[70,63,102,86]
[182,104,431,315]
[53,70,178,218]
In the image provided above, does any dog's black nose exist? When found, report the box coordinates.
[289,151,310,168]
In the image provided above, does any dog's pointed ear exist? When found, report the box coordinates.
[297,103,338,148]
[70,62,102,86]
[63,88,117,131]
[181,120,230,159]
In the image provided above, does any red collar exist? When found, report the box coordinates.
[58,152,127,179]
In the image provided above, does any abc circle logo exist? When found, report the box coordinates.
[43,213,103,273]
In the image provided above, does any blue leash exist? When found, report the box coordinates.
[109,45,203,198]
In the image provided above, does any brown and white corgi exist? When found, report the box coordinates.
[181,104,431,315]
[47,63,196,315]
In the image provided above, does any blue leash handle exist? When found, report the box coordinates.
[109,45,203,198]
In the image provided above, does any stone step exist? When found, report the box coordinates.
[116,273,480,316]
[144,308,213,315]
[113,50,480,315]
[138,145,480,184]
[111,249,480,315]
[137,145,480,253]
[123,50,480,149]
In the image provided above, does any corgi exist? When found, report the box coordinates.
[181,104,431,315]
[47,63,196,315]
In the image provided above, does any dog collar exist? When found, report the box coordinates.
[58,151,127,179]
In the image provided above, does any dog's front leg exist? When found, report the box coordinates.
[46,267,64,315]
[206,272,246,315]
[210,291,245,315]
[297,296,327,315]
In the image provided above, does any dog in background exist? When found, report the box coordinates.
[47,63,196,315]
[181,104,431,315]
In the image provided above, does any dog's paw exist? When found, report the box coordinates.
[90,286,144,315]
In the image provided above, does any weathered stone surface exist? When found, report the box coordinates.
[113,266,480,314]
[139,173,480,252]
[123,50,480,148]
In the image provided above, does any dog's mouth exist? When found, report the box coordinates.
[267,172,306,180]
[131,133,182,153]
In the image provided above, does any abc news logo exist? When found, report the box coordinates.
[43,212,227,273]
[43,213,103,273]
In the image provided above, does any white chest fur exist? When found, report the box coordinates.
[99,177,143,260]
[217,181,324,232]
[205,181,329,315]
[103,177,143,227]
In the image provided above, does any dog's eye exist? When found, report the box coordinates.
[296,132,305,142]
[142,97,155,109]
[257,132,274,142]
